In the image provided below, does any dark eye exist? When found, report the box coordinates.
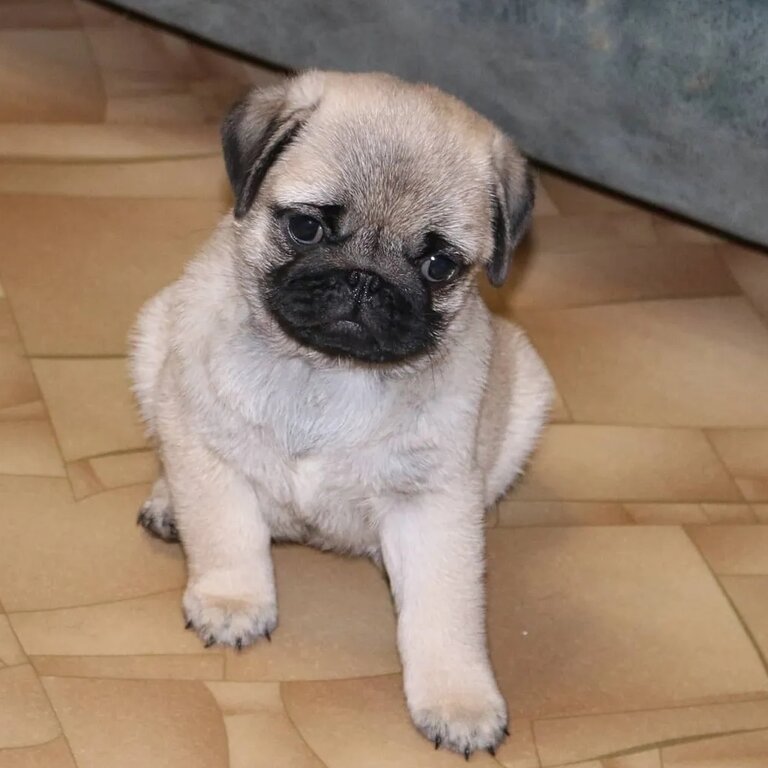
[421,253,459,283]
[287,214,324,245]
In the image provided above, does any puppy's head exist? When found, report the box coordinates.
[222,71,533,364]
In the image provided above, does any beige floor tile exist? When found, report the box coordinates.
[42,677,228,768]
[723,243,768,321]
[498,243,738,310]
[519,298,768,427]
[0,30,103,122]
[721,576,768,659]
[687,526,768,576]
[64,460,102,499]
[534,699,768,766]
[226,546,400,681]
[0,373,40,423]
[548,386,571,422]
[539,172,640,215]
[754,505,768,523]
[0,0,80,29]
[497,500,630,527]
[701,504,757,524]
[155,32,213,81]
[0,736,76,768]
[86,449,158,490]
[603,754,662,768]
[105,93,209,123]
[205,682,325,767]
[191,45,277,87]
[283,675,499,767]
[204,680,283,714]
[0,124,219,160]
[73,0,125,27]
[0,666,60,749]
[67,450,157,500]
[652,214,724,245]
[0,157,230,199]
[0,402,47,424]
[486,528,768,719]
[511,425,739,502]
[624,504,707,524]
[0,616,26,667]
[83,27,202,97]
[527,212,658,253]
[707,430,768,501]
[0,420,65,477]
[0,477,184,611]
[11,546,399,681]
[10,590,208,656]
[541,172,639,216]
[31,654,223,681]
[532,175,559,217]
[32,359,146,461]
[495,718,540,768]
[662,727,768,766]
[191,77,255,122]
[0,298,41,416]
[562,757,661,768]
[0,196,222,356]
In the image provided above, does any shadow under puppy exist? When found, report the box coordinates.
[131,70,553,758]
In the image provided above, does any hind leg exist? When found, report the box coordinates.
[137,473,179,543]
[478,318,553,507]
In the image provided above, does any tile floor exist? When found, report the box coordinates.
[1,1,768,766]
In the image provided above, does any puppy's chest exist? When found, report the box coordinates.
[209,350,442,520]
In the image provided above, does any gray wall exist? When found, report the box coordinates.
[109,0,768,245]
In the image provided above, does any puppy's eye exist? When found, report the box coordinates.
[287,214,324,245]
[421,254,459,283]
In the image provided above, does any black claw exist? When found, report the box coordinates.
[204,636,215,648]
[235,637,243,652]
[503,726,510,737]
[264,630,271,642]
[488,746,496,757]
[464,746,471,761]
[434,735,441,750]
[184,619,193,630]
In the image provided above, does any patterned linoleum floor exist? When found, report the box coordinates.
[2,1,768,766]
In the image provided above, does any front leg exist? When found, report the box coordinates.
[160,430,277,649]
[380,484,506,758]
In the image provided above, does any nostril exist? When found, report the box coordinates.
[346,270,361,287]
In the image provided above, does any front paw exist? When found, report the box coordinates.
[183,580,277,650]
[407,672,508,758]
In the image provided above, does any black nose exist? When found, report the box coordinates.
[346,270,381,294]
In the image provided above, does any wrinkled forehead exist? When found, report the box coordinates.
[269,99,494,250]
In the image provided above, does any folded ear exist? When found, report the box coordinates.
[486,135,535,287]
[221,77,320,219]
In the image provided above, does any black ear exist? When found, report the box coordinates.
[221,84,312,219]
[487,140,535,287]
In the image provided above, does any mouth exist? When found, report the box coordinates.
[328,318,366,335]
[263,266,440,364]
[283,316,398,363]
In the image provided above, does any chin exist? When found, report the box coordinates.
[270,312,439,364]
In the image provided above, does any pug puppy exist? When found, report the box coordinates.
[131,70,553,758]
